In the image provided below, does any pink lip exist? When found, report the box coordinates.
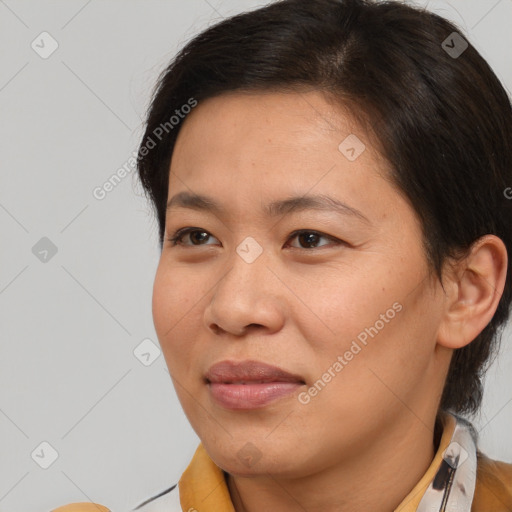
[205,360,306,410]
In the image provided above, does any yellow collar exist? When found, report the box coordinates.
[178,412,457,512]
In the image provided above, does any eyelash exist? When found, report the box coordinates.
[166,227,345,250]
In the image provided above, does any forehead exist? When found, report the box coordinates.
[174,90,360,145]
[169,90,382,177]
[166,90,397,224]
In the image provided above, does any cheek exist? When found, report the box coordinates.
[152,263,197,354]
[152,265,176,338]
[291,262,402,354]
[299,259,435,396]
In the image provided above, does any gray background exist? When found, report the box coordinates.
[0,0,511,510]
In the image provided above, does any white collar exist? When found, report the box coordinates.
[417,413,478,512]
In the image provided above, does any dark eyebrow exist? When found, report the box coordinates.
[166,191,370,224]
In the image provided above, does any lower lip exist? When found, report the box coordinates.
[208,382,304,409]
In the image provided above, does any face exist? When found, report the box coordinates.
[152,90,449,478]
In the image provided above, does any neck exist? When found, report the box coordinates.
[227,411,442,512]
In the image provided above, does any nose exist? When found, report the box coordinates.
[203,247,285,337]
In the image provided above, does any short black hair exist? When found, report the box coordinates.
[136,0,512,417]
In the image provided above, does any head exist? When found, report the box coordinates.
[138,0,511,477]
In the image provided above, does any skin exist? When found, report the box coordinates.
[152,90,508,512]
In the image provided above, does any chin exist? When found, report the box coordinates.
[204,436,307,479]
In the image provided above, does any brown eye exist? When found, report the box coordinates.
[287,230,344,250]
[168,228,218,246]
[167,227,344,250]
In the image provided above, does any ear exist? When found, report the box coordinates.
[437,235,508,349]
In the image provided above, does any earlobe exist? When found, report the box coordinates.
[437,235,508,350]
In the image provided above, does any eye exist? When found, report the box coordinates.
[286,230,342,249]
[167,227,218,246]
[167,227,344,249]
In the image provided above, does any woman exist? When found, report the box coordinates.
[55,0,512,510]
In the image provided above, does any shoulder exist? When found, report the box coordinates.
[50,484,181,512]
[132,483,181,511]
[472,451,512,511]
[51,505,110,512]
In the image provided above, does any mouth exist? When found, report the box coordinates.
[205,359,306,409]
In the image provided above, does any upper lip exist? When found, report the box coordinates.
[205,360,305,384]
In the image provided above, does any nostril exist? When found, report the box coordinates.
[210,324,222,335]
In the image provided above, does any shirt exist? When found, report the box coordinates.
[52,411,512,512]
